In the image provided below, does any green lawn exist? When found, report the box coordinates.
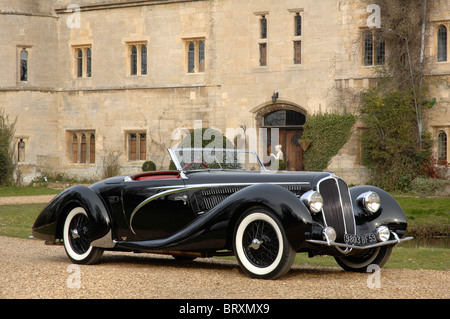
[0,203,46,238]
[0,186,60,197]
[293,247,448,271]
[394,196,450,237]
[0,191,448,271]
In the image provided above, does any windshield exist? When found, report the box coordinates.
[168,148,267,172]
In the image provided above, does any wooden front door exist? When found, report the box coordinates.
[279,129,304,171]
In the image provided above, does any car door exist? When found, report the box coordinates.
[121,178,197,241]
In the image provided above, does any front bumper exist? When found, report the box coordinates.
[306,231,413,251]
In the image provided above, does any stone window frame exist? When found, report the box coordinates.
[435,127,449,162]
[126,41,148,76]
[362,29,385,66]
[254,11,269,67]
[126,131,147,161]
[72,45,92,78]
[436,23,449,62]
[183,38,206,74]
[68,130,96,164]
[14,136,29,163]
[17,45,32,84]
[289,9,304,65]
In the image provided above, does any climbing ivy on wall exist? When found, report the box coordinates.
[302,112,356,171]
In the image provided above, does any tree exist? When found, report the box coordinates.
[0,109,17,185]
[360,89,430,191]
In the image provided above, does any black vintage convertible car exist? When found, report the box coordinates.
[32,148,412,279]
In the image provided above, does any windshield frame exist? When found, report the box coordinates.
[168,148,268,173]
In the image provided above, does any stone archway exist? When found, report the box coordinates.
[253,102,307,171]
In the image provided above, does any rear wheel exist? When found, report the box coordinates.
[63,207,104,264]
[334,246,393,272]
[234,208,295,279]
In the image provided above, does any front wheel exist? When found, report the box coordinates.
[334,246,393,272]
[63,207,104,264]
[233,208,295,279]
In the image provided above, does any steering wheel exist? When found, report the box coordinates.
[182,161,209,170]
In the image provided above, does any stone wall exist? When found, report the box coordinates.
[1,0,448,185]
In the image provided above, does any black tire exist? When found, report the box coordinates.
[63,207,104,264]
[233,208,295,279]
[334,246,393,273]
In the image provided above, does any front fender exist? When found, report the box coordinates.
[349,185,408,237]
[32,185,112,245]
[224,183,314,251]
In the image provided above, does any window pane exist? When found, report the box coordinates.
[77,49,83,77]
[264,111,285,127]
[438,25,447,62]
[188,42,195,73]
[72,134,78,163]
[259,43,267,66]
[90,134,95,163]
[437,131,447,161]
[141,45,147,75]
[139,133,146,160]
[80,134,87,163]
[295,14,301,36]
[86,48,92,77]
[198,41,205,72]
[261,16,267,39]
[20,49,28,81]
[294,41,301,64]
[364,31,373,66]
[129,133,137,160]
[130,45,137,75]
[376,33,385,65]
[286,110,306,126]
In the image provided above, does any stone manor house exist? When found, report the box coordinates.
[1,0,449,185]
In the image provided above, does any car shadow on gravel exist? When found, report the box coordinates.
[99,252,239,271]
[89,252,346,278]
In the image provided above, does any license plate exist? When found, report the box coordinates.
[344,233,377,246]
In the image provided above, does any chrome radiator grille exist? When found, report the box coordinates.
[318,178,355,242]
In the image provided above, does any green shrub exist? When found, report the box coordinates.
[360,89,431,191]
[142,160,157,171]
[0,109,16,186]
[410,177,450,197]
[302,112,356,171]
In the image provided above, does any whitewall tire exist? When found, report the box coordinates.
[234,208,295,279]
[63,207,104,264]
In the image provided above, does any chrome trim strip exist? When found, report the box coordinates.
[306,236,413,250]
[149,181,310,191]
[90,229,115,248]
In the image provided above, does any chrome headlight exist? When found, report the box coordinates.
[301,190,323,214]
[357,191,380,214]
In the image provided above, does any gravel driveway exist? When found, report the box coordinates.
[0,235,448,299]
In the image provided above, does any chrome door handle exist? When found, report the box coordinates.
[174,194,188,205]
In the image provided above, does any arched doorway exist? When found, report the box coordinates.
[255,103,306,171]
